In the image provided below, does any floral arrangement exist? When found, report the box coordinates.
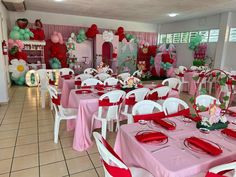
[122,76,140,88]
[97,62,109,73]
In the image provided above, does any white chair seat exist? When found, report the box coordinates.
[63,108,77,117]
[130,167,154,177]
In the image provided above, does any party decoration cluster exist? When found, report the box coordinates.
[115,27,125,42]
[10,26,34,40]
[49,57,62,69]
[86,24,99,39]
[189,34,202,51]
[76,29,87,43]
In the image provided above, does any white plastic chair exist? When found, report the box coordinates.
[48,85,77,143]
[93,132,154,177]
[178,66,187,73]
[193,71,207,92]
[190,66,198,71]
[91,90,126,139]
[162,78,182,93]
[81,78,103,87]
[147,86,171,105]
[122,88,150,124]
[75,73,93,81]
[37,69,49,108]
[117,73,131,81]
[132,70,142,78]
[163,97,189,115]
[59,68,74,75]
[207,161,236,177]
[84,68,98,75]
[95,73,111,82]
[195,95,220,111]
[104,77,119,86]
[132,100,163,116]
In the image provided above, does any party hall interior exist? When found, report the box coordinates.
[0,0,236,177]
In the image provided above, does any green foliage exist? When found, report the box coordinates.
[198,105,207,112]
[199,88,207,95]
[189,34,202,51]
[189,97,195,104]
[223,95,229,101]
[192,76,199,81]
[219,76,227,86]
[193,59,205,66]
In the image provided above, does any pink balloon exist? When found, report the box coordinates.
[51,35,59,43]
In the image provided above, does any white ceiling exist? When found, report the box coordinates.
[24,0,236,23]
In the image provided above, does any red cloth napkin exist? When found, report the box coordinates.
[125,96,136,106]
[137,84,143,88]
[74,80,81,86]
[135,132,167,143]
[95,85,104,91]
[221,128,236,139]
[154,119,176,130]
[97,91,105,96]
[75,90,92,94]
[185,137,223,156]
[205,172,226,177]
[133,112,166,122]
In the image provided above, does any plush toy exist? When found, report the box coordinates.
[51,31,64,44]
[86,24,99,39]
[30,19,45,40]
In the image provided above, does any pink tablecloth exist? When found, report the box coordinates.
[184,71,197,96]
[114,116,236,177]
[60,79,75,107]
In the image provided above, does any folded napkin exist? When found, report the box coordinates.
[81,86,92,89]
[95,85,104,91]
[135,132,167,143]
[133,112,166,122]
[185,137,222,156]
[74,80,81,86]
[154,119,176,130]
[137,84,143,88]
[205,172,226,177]
[75,90,92,94]
[221,128,236,139]
[97,91,105,96]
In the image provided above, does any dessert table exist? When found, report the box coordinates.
[114,116,236,177]
[66,87,179,152]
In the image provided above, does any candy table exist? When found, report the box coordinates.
[66,87,180,152]
[114,116,236,177]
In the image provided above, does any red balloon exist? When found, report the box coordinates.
[119,33,125,42]
[117,27,124,34]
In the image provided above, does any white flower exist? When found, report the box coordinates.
[220,115,227,123]
[9,59,29,79]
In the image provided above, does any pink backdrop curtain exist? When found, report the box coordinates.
[39,23,157,45]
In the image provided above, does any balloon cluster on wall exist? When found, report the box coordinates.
[9,26,34,40]
[189,34,202,51]
[115,27,125,42]
[86,24,99,39]
[8,39,27,62]
[76,29,87,43]
[49,57,61,69]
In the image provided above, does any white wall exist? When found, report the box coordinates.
[0,2,10,103]
[9,10,157,32]
[158,14,221,67]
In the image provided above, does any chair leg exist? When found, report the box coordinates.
[101,121,107,139]
[54,116,60,144]
[116,119,120,132]
[50,100,53,110]
[127,114,133,124]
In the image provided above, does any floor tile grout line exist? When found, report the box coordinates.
[87,152,100,177]
[8,88,27,177]
[59,137,71,177]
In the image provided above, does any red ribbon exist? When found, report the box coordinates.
[51,96,61,105]
[99,98,123,106]
[101,137,132,177]
[176,73,184,77]
[125,96,137,106]
[147,92,169,101]
[74,80,81,86]
[49,79,55,85]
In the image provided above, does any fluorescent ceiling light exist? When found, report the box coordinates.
[168,13,178,17]
[54,0,64,2]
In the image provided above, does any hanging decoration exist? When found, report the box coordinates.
[76,30,87,43]
[86,24,99,39]
[102,31,114,42]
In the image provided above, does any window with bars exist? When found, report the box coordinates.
[159,34,167,44]
[166,34,173,43]
[173,33,181,43]
[189,32,199,42]
[209,29,219,42]
[229,28,236,42]
[199,31,209,42]
[181,32,189,43]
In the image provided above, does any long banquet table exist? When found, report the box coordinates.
[66,88,180,151]
[114,116,236,177]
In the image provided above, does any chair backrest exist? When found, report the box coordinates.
[132,100,163,115]
[132,70,142,78]
[95,73,111,82]
[104,77,119,86]
[123,88,150,114]
[163,97,189,115]
[195,95,220,108]
[179,66,187,73]
[98,90,126,120]
[147,86,171,100]
[207,161,236,177]
[36,69,48,89]
[75,73,93,81]
[59,68,74,75]
[162,78,182,91]
[190,66,198,71]
[93,132,130,177]
[81,78,103,86]
[84,68,98,75]
[117,73,131,81]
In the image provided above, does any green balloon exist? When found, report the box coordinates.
[23,33,30,40]
[10,31,20,40]
[25,28,30,32]
[19,29,25,35]
[79,29,85,35]
[19,35,24,40]
[13,26,20,31]
[29,31,34,37]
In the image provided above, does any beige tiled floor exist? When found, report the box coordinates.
[0,86,192,177]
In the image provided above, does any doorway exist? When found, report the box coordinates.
[102,42,113,67]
